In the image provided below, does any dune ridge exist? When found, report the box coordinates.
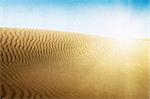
[0,28,149,99]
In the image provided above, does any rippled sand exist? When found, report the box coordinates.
[0,28,149,99]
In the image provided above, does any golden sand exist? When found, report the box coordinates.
[0,28,149,99]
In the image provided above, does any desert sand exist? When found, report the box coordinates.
[0,28,149,99]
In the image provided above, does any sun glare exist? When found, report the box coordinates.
[114,32,139,40]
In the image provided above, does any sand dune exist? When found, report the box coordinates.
[0,28,149,99]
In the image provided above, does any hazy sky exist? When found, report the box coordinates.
[0,0,149,38]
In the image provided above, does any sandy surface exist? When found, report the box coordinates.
[0,28,149,99]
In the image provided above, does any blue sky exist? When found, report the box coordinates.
[0,0,149,8]
[0,0,149,38]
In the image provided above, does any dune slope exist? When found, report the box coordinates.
[0,28,149,99]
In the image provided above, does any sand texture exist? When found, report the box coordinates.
[0,28,149,99]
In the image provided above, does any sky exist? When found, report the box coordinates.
[0,0,149,38]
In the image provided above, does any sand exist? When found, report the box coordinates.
[0,28,149,99]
